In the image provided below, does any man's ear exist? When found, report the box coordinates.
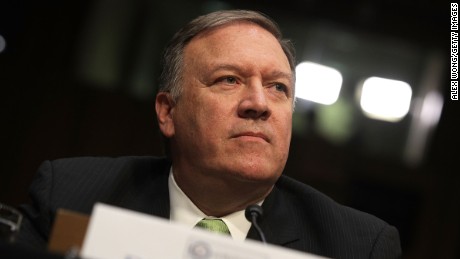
[155,92,175,138]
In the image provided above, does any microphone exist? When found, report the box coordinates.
[245,205,266,244]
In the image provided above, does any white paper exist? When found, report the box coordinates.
[81,203,327,259]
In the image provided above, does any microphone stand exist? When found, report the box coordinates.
[245,205,267,244]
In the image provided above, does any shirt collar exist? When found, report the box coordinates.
[168,167,254,241]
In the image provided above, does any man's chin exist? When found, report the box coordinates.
[225,166,281,185]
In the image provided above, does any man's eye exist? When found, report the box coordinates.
[274,83,288,93]
[221,76,237,84]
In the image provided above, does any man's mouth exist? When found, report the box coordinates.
[232,132,270,143]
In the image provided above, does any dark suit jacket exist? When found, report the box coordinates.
[18,156,401,258]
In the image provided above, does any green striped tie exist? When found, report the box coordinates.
[195,218,230,235]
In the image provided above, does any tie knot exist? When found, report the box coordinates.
[195,219,230,235]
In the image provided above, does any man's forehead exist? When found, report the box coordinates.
[184,22,290,70]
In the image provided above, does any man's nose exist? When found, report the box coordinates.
[237,82,270,120]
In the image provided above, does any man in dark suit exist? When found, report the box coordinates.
[17,10,401,258]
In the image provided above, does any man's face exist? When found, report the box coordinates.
[161,22,293,185]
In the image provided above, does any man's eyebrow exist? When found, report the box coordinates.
[207,64,244,74]
[266,70,294,85]
[208,63,293,83]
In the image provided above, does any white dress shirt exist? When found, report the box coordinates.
[168,168,255,241]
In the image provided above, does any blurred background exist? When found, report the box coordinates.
[0,0,456,258]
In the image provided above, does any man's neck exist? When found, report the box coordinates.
[172,167,273,217]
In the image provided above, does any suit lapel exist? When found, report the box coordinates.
[143,166,171,219]
[246,185,301,247]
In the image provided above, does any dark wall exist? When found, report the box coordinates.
[1,1,456,258]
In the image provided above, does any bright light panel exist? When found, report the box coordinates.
[360,77,412,122]
[419,91,443,126]
[295,62,343,105]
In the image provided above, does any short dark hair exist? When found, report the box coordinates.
[158,9,296,101]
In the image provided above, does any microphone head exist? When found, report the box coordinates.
[245,204,264,222]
